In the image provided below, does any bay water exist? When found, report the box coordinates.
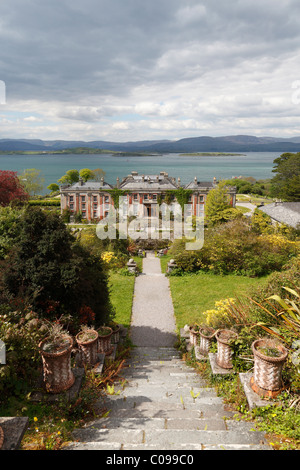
[0,151,280,194]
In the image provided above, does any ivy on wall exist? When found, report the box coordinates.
[165,188,193,210]
[104,188,194,211]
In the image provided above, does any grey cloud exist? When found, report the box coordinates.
[1,0,300,139]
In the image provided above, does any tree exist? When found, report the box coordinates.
[270,152,300,201]
[79,168,94,182]
[19,168,45,196]
[0,207,112,327]
[58,169,79,185]
[47,183,59,193]
[57,168,106,185]
[205,180,232,226]
[0,170,29,206]
[0,206,24,259]
[91,168,106,181]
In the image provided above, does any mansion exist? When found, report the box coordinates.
[60,171,237,222]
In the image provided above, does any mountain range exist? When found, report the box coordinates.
[0,135,300,153]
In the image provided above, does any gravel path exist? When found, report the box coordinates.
[130,252,177,347]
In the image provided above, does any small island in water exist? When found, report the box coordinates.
[180,152,246,156]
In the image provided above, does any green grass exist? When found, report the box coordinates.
[108,272,135,329]
[168,271,269,329]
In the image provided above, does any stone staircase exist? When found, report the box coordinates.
[66,346,271,450]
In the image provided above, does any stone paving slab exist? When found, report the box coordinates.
[0,417,29,450]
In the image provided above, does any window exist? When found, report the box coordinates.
[93,211,98,219]
[93,196,97,202]
[105,196,109,203]
[144,194,148,200]
[153,194,157,200]
[70,203,74,211]
[133,194,138,200]
[82,211,86,218]
[69,195,74,202]
[199,195,204,202]
[81,203,86,209]
[81,196,86,202]
[133,204,139,216]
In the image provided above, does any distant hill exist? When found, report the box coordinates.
[0,135,300,153]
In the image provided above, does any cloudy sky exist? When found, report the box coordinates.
[1,0,300,142]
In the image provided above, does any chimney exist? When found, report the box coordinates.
[194,176,197,184]
[213,177,217,185]
[79,177,84,186]
[116,177,120,188]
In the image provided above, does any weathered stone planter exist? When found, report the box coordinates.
[97,326,113,355]
[127,259,138,274]
[189,326,199,347]
[39,336,75,394]
[251,338,288,398]
[216,329,238,369]
[76,329,99,366]
[199,326,215,356]
[0,425,4,449]
[109,323,121,344]
[167,259,177,273]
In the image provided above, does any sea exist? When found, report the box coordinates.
[0,152,280,194]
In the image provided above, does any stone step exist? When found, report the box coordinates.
[70,427,269,447]
[109,387,218,403]
[66,441,271,451]
[73,416,227,432]
[104,404,234,420]
[103,394,224,409]
[125,360,193,368]
[114,384,217,396]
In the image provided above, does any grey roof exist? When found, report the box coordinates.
[184,181,215,190]
[119,172,178,190]
[259,202,300,228]
[61,180,113,191]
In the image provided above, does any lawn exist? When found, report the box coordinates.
[167,270,270,330]
[108,272,135,329]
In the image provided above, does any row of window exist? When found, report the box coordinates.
[68,194,205,203]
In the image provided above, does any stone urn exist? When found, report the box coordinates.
[215,329,238,369]
[199,326,215,356]
[251,338,288,398]
[39,335,75,394]
[127,258,138,274]
[167,259,177,273]
[76,328,99,366]
[189,325,200,347]
[97,326,113,355]
[108,322,121,344]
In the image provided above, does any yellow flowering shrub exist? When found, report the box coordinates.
[101,251,117,264]
[203,298,236,329]
[260,234,297,250]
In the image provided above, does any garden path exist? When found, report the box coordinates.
[129,251,177,348]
